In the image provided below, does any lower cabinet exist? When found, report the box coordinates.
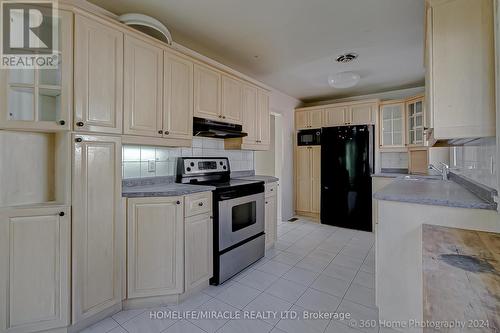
[127,197,184,298]
[185,213,213,291]
[264,188,278,249]
[0,206,70,333]
[295,146,321,217]
[72,135,123,323]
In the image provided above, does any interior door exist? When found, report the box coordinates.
[163,52,193,140]
[74,14,123,134]
[123,35,163,137]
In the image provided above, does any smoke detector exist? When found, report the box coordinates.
[335,52,358,63]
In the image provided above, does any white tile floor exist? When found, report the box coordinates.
[80,219,384,333]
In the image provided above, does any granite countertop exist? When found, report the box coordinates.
[422,225,500,332]
[373,177,497,210]
[122,176,215,198]
[234,175,279,183]
[372,172,409,178]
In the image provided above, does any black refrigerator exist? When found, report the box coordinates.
[321,125,374,231]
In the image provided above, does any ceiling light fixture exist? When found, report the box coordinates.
[328,72,361,89]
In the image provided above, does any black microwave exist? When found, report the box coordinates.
[297,129,321,146]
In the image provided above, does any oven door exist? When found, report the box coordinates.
[218,193,265,251]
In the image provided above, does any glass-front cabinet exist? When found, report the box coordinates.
[0,10,72,131]
[406,96,425,146]
[380,101,405,149]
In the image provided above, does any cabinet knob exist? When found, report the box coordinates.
[219,115,222,118]
[270,188,273,191]
[59,212,65,217]
[176,200,181,205]
[265,201,268,204]
[165,130,169,135]
[75,137,82,143]
[158,130,163,134]
[198,202,204,206]
[222,116,226,119]
[76,121,84,127]
[59,120,65,126]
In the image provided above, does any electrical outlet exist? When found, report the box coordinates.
[148,160,156,172]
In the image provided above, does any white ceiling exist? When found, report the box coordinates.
[89,0,425,102]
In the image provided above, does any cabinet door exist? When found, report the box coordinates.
[258,90,270,146]
[349,104,374,125]
[295,147,311,212]
[123,35,163,137]
[221,75,243,124]
[0,207,70,333]
[324,107,347,126]
[72,135,123,322]
[242,84,259,144]
[127,197,184,298]
[185,213,213,291]
[194,64,221,121]
[311,146,321,214]
[74,14,123,134]
[407,98,425,146]
[309,109,323,128]
[380,103,405,147]
[164,52,193,140]
[265,195,277,248]
[0,10,73,132]
[295,110,309,129]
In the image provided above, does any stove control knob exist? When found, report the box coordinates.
[187,167,191,172]
[190,162,195,167]
[219,161,223,165]
[223,166,227,170]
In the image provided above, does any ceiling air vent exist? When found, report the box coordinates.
[335,53,358,63]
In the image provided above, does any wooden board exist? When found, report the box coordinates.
[422,224,500,333]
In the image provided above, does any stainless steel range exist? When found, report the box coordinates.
[176,157,265,285]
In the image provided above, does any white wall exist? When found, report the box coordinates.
[269,89,301,220]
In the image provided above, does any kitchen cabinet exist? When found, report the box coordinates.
[264,183,278,249]
[194,64,222,121]
[0,206,70,333]
[295,146,321,217]
[0,10,73,132]
[242,84,259,144]
[295,109,323,129]
[123,34,163,137]
[185,213,213,291]
[426,0,495,139]
[323,106,347,127]
[127,197,184,298]
[406,96,425,146]
[72,134,123,322]
[221,75,243,124]
[74,14,123,134]
[258,90,271,146]
[349,103,375,125]
[380,101,406,149]
[163,51,193,140]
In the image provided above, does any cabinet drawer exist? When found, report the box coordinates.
[185,192,212,217]
[265,183,278,198]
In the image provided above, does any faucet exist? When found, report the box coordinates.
[429,162,449,181]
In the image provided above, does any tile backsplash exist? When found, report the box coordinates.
[122,137,254,179]
[450,138,497,190]
[380,152,408,169]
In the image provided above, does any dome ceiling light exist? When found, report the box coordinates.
[328,72,361,89]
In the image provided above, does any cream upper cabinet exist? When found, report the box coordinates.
[72,134,123,323]
[427,0,495,139]
[242,84,259,144]
[74,13,123,134]
[406,96,425,146]
[295,146,312,213]
[0,10,73,132]
[194,64,222,121]
[127,197,184,298]
[123,35,163,137]
[349,103,375,125]
[258,90,271,146]
[295,109,323,129]
[163,51,193,140]
[311,146,321,214]
[185,213,213,291]
[380,102,406,148]
[0,206,70,333]
[324,107,347,127]
[221,75,243,124]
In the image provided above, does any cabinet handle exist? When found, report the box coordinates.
[223,116,226,119]
[198,202,203,206]
[76,121,84,127]
[265,201,268,204]
[176,200,181,205]
[158,130,163,134]
[75,137,82,143]
[59,212,65,217]
[219,115,222,118]
[270,188,273,191]
[59,120,65,126]
[165,130,169,135]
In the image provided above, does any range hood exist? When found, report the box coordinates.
[193,117,248,139]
